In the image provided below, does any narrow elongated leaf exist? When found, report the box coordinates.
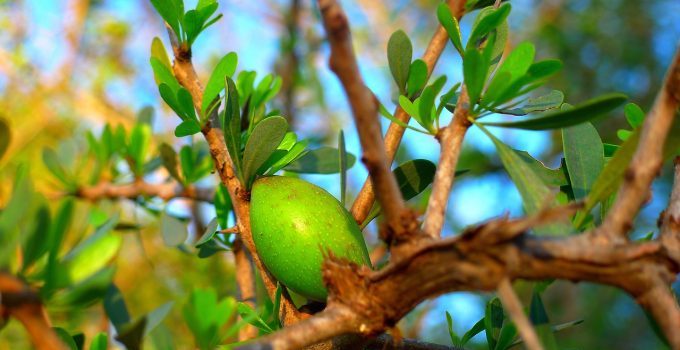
[562,122,604,200]
[446,312,463,346]
[242,116,288,187]
[214,184,232,229]
[419,76,447,133]
[387,30,412,94]
[437,4,463,55]
[104,284,131,331]
[177,88,197,120]
[483,93,627,130]
[284,147,356,174]
[484,298,504,350]
[463,47,488,108]
[406,59,428,97]
[89,333,108,350]
[494,90,564,116]
[266,140,310,175]
[43,148,73,188]
[222,77,243,181]
[467,3,511,49]
[175,119,202,137]
[482,42,535,107]
[201,52,238,117]
[378,103,428,134]
[530,291,559,350]
[477,123,569,235]
[0,118,9,161]
[21,205,51,271]
[128,124,151,175]
[53,328,78,350]
[145,301,175,336]
[160,143,182,182]
[237,302,274,333]
[494,322,518,350]
[116,316,147,350]
[462,318,485,345]
[150,37,171,72]
[50,267,116,308]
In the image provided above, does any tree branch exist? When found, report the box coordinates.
[0,273,67,350]
[318,0,410,241]
[423,87,471,238]
[661,157,680,263]
[74,180,214,202]
[496,278,542,350]
[350,0,467,226]
[164,29,302,331]
[601,48,680,242]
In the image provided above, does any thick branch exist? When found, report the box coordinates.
[661,157,680,263]
[423,88,471,238]
[0,273,67,350]
[350,0,467,226]
[75,180,213,202]
[602,48,680,241]
[318,0,409,239]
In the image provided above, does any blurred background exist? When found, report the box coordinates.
[0,0,679,348]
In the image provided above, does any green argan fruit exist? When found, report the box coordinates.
[250,176,371,301]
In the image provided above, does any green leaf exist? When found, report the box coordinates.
[53,327,78,350]
[214,184,232,229]
[603,143,619,157]
[196,217,219,247]
[406,59,428,97]
[437,4,463,56]
[339,130,348,205]
[0,117,10,161]
[175,119,202,137]
[159,143,182,182]
[467,3,511,49]
[161,211,187,247]
[387,30,412,94]
[242,116,288,188]
[237,302,274,333]
[201,52,238,117]
[494,322,518,350]
[624,103,645,128]
[378,102,428,134]
[266,139,309,175]
[493,90,564,116]
[177,87,197,120]
[418,76,447,133]
[150,37,171,73]
[284,147,357,174]
[398,95,420,121]
[104,284,131,331]
[394,159,437,199]
[562,122,604,200]
[43,148,73,188]
[461,318,485,345]
[89,333,108,350]
[50,267,116,308]
[446,311,463,346]
[183,10,202,45]
[21,205,51,271]
[150,0,181,41]
[129,124,152,175]
[482,42,536,107]
[150,57,180,93]
[222,77,243,182]
[63,220,121,283]
[617,129,633,141]
[482,93,628,130]
[530,291,559,350]
[145,301,175,336]
[477,123,569,235]
[484,298,504,350]
[514,150,568,187]
[463,47,489,109]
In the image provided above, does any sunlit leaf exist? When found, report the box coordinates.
[467,3,511,49]
[437,4,463,55]
[482,42,535,107]
[201,52,238,117]
[89,333,108,350]
[562,122,604,200]
[418,76,447,133]
[406,59,428,97]
[175,119,202,137]
[482,93,627,130]
[242,116,288,188]
[624,103,645,128]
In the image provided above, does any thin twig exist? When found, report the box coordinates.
[74,180,214,202]
[318,0,408,239]
[601,48,680,242]
[0,273,67,350]
[350,0,467,226]
[496,278,543,350]
[422,88,471,238]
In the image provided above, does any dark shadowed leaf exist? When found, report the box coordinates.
[159,143,182,182]
[196,217,219,247]
[242,116,288,187]
[494,322,518,350]
[50,267,116,308]
[214,184,232,228]
[394,159,437,199]
[104,284,131,331]
[53,327,78,350]
[494,90,564,116]
[43,148,73,188]
[530,291,559,350]
[467,3,511,49]
[116,316,147,350]
[222,77,243,181]
[484,298,504,350]
[562,122,604,200]
[201,52,238,117]
[482,93,627,130]
[463,47,489,109]
[387,30,412,94]
[284,147,356,174]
